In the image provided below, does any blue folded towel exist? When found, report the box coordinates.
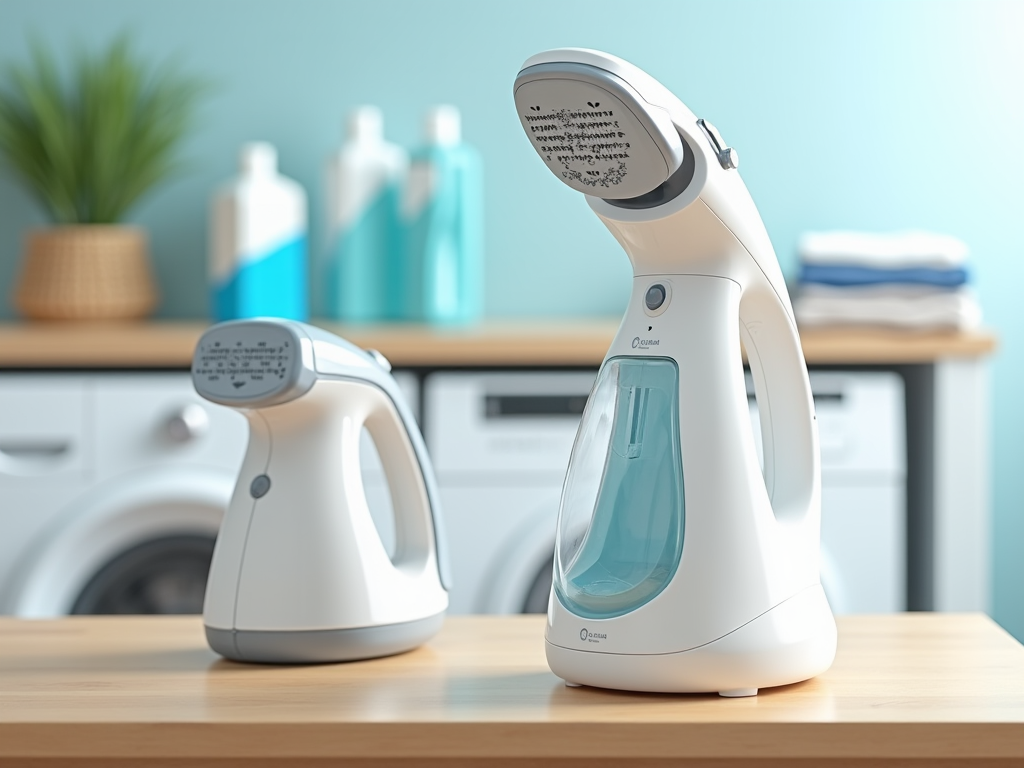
[800,264,968,287]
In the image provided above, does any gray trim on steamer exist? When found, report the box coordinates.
[206,612,446,664]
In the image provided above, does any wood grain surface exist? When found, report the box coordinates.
[0,320,998,369]
[0,614,1022,767]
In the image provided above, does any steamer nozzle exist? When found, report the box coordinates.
[514,48,739,209]
[514,49,690,202]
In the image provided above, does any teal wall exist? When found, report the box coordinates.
[1,0,1022,636]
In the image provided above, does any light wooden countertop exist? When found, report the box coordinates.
[0,320,999,368]
[1,614,1022,766]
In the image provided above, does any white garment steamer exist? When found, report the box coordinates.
[514,49,836,696]
[193,319,449,663]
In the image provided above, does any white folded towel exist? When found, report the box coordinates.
[798,231,969,269]
[794,285,981,330]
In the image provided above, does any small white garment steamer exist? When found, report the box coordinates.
[192,319,449,663]
[514,49,836,696]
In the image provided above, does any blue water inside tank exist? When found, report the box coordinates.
[554,357,685,619]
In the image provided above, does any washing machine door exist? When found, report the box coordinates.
[481,506,558,615]
[6,467,233,617]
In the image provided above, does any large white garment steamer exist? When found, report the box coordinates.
[514,49,836,696]
[192,319,449,663]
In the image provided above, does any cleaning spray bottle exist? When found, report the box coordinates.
[210,142,308,322]
[400,106,483,324]
[323,107,407,321]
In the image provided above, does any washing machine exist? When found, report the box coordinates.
[426,369,907,615]
[424,371,595,614]
[749,371,907,614]
[1,366,903,617]
[0,371,415,617]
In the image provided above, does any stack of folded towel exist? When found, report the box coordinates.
[793,231,981,330]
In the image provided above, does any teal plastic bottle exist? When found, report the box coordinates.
[322,107,407,322]
[400,106,483,324]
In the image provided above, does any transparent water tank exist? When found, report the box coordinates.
[553,357,685,619]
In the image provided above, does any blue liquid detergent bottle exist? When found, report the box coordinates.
[401,106,483,324]
[210,143,309,322]
[322,107,407,321]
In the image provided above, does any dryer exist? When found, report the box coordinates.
[424,371,594,614]
[749,371,907,613]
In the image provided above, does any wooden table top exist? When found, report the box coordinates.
[1,614,1022,766]
[0,320,998,368]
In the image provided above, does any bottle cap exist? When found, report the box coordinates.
[424,105,461,146]
[347,106,385,143]
[240,142,277,176]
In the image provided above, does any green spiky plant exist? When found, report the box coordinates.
[0,36,205,224]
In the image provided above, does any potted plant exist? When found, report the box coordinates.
[0,38,204,320]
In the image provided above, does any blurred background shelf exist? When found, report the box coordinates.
[0,321,998,368]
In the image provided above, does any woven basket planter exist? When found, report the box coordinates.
[14,226,159,320]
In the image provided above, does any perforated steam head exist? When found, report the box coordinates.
[514,59,685,200]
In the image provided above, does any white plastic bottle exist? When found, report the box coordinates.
[400,106,484,324]
[210,142,308,321]
[322,107,407,321]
